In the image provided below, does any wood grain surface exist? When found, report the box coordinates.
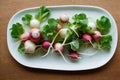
[0,0,120,80]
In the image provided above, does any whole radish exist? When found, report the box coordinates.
[92,30,102,41]
[59,14,69,23]
[56,24,62,32]
[42,40,51,49]
[54,43,64,54]
[29,28,42,43]
[69,51,79,60]
[20,33,30,42]
[82,33,93,43]
[59,28,68,38]
[30,19,40,28]
[24,40,36,54]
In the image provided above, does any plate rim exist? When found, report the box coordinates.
[7,5,118,71]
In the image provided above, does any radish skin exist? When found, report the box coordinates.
[20,33,30,42]
[82,33,93,43]
[92,30,102,41]
[24,40,36,53]
[56,24,62,32]
[69,51,79,60]
[54,43,64,54]
[29,28,42,43]
[42,40,51,49]
[59,14,69,23]
[30,19,40,28]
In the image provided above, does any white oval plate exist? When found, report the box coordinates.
[7,5,118,71]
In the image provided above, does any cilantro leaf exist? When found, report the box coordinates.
[22,14,32,25]
[42,18,58,38]
[98,35,112,51]
[10,23,24,39]
[35,6,50,23]
[18,42,25,53]
[96,16,111,35]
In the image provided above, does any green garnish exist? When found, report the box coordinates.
[22,14,32,25]
[96,16,111,35]
[35,6,50,23]
[42,18,59,38]
[10,23,24,39]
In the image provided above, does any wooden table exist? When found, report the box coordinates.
[0,0,120,80]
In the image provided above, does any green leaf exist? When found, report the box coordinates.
[73,13,87,22]
[42,18,58,38]
[70,39,80,51]
[96,16,111,35]
[10,23,24,39]
[99,35,112,51]
[35,6,50,23]
[18,42,25,53]
[22,14,32,25]
[72,13,93,34]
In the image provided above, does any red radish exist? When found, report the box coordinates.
[42,40,51,49]
[59,14,69,23]
[24,40,36,54]
[20,33,30,42]
[29,28,42,43]
[69,51,79,60]
[54,43,64,53]
[92,30,102,41]
[30,19,40,28]
[56,24,62,32]
[82,33,93,43]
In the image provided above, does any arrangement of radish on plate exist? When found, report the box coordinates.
[10,6,112,62]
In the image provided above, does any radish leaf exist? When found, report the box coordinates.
[22,14,32,25]
[96,16,111,35]
[10,23,24,39]
[35,6,50,23]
